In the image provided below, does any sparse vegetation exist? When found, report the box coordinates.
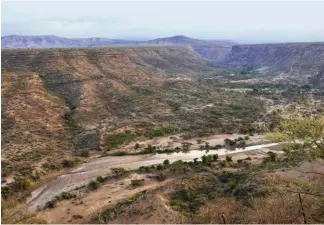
[131,179,145,186]
[76,148,90,157]
[87,180,101,191]
[111,167,128,177]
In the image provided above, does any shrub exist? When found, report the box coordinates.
[137,166,150,174]
[157,164,164,171]
[88,180,101,191]
[110,151,127,156]
[12,176,34,191]
[140,145,156,154]
[212,154,219,161]
[111,167,127,176]
[244,135,250,140]
[134,143,140,149]
[201,155,208,164]
[96,176,105,183]
[44,200,58,209]
[105,132,136,149]
[227,180,237,189]
[219,160,227,167]
[62,159,75,168]
[196,139,202,144]
[76,148,89,157]
[226,156,233,162]
[156,172,166,181]
[131,179,145,186]
[56,192,76,201]
[163,159,170,165]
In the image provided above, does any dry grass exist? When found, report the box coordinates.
[1,197,47,224]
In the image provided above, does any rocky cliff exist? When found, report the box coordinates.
[222,43,324,86]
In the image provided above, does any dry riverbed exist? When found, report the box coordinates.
[27,134,276,212]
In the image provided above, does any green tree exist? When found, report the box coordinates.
[225,155,233,162]
[163,159,170,165]
[268,112,324,160]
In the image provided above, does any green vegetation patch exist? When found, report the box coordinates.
[169,171,267,214]
[93,190,147,223]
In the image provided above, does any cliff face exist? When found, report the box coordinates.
[222,43,324,85]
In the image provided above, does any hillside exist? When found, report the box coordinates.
[222,43,324,86]
[146,35,235,62]
[1,46,264,179]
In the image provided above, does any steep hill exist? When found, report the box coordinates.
[2,46,264,179]
[222,43,324,86]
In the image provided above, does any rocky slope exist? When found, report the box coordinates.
[222,43,324,86]
[2,46,264,179]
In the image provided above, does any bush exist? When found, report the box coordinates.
[62,159,75,168]
[212,154,219,161]
[163,159,170,165]
[196,139,202,144]
[88,180,101,191]
[137,166,150,174]
[140,145,156,154]
[201,155,208,164]
[219,160,227,167]
[56,192,76,201]
[105,132,136,149]
[44,200,57,209]
[131,179,145,186]
[110,151,127,156]
[227,180,237,189]
[226,156,233,162]
[156,171,166,181]
[157,164,164,171]
[111,167,127,176]
[76,148,89,157]
[96,176,105,183]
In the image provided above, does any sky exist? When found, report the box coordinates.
[2,1,324,43]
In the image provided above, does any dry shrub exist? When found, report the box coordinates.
[245,195,303,224]
[1,197,47,224]
[191,195,304,224]
[192,197,240,223]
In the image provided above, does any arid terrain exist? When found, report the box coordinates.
[1,39,324,224]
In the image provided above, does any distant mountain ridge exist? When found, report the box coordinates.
[1,35,138,49]
[1,35,236,62]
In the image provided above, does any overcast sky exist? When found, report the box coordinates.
[2,1,324,43]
